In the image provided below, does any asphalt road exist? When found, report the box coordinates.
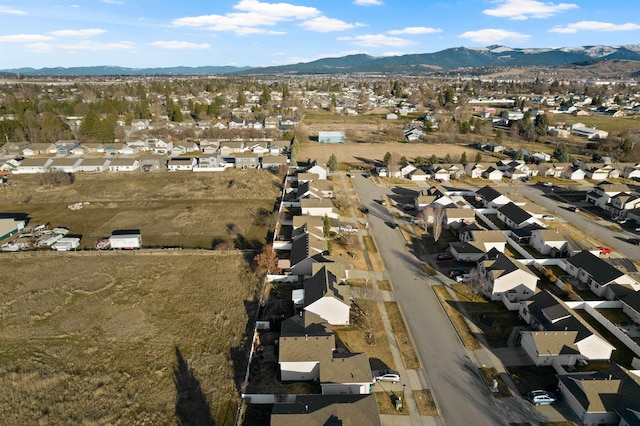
[352,174,539,425]
[514,184,640,262]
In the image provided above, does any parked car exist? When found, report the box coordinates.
[542,214,555,221]
[627,238,640,245]
[542,182,554,187]
[360,206,370,214]
[527,390,557,406]
[403,204,416,211]
[598,246,612,255]
[568,206,580,212]
[372,369,400,383]
[436,253,453,261]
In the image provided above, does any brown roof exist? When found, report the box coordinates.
[278,335,335,363]
[271,394,381,426]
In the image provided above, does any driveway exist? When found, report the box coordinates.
[352,175,541,426]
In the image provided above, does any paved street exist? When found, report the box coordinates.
[351,174,541,426]
[514,184,640,262]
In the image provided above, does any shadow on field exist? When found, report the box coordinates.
[174,347,215,426]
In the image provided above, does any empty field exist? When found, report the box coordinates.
[0,252,257,424]
[0,169,281,249]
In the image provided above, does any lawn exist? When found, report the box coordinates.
[432,285,482,351]
[450,284,522,348]
[384,302,421,369]
[1,170,281,249]
[0,252,258,425]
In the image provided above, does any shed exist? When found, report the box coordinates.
[52,236,81,251]
[318,131,345,143]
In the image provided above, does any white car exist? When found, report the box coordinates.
[372,369,400,383]
[527,390,557,406]
[542,214,555,221]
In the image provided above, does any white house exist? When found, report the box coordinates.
[167,157,197,171]
[108,157,140,172]
[476,249,538,302]
[302,264,351,326]
[530,229,574,257]
[78,158,111,172]
[14,157,52,174]
[300,198,338,219]
[48,157,82,173]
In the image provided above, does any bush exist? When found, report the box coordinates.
[38,171,74,187]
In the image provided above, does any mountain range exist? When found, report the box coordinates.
[3,44,640,76]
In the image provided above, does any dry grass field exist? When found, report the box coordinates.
[0,252,257,425]
[0,169,281,249]
[299,142,480,169]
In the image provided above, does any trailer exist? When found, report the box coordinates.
[52,237,81,251]
[109,231,142,249]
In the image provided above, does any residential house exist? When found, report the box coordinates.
[459,229,507,252]
[167,157,197,171]
[278,334,335,381]
[193,154,228,172]
[233,152,260,169]
[48,157,82,173]
[78,157,111,172]
[557,365,640,425]
[619,163,640,180]
[170,141,199,156]
[108,157,139,172]
[399,163,416,178]
[430,166,451,182]
[465,163,488,179]
[247,141,270,155]
[408,168,428,181]
[564,250,640,300]
[571,123,609,140]
[55,140,79,155]
[148,139,173,155]
[561,166,586,181]
[104,142,126,156]
[288,232,330,276]
[621,291,640,324]
[448,242,488,263]
[302,263,351,326]
[2,141,30,156]
[280,117,298,127]
[271,394,381,426]
[199,140,220,154]
[476,248,538,302]
[530,229,574,257]
[414,186,453,210]
[305,162,329,180]
[538,163,569,178]
[300,199,338,219]
[261,155,288,170]
[519,290,615,366]
[228,119,245,129]
[403,126,423,141]
[586,182,631,209]
[483,166,504,181]
[263,116,279,129]
[219,141,245,156]
[608,193,640,219]
[269,140,290,156]
[476,185,511,208]
[14,157,52,174]
[443,208,476,229]
[22,143,56,156]
[497,202,543,230]
[580,163,620,181]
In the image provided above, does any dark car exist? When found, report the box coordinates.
[436,253,453,261]
[628,238,640,246]
[360,206,370,214]
[386,221,399,229]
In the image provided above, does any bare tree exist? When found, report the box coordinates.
[333,193,352,213]
[466,267,491,297]
[432,205,445,242]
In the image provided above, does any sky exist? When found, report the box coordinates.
[1,0,639,69]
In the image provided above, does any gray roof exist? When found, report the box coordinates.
[498,202,532,225]
[566,250,624,285]
[303,264,348,308]
[281,311,333,337]
[622,290,640,313]
[476,185,504,201]
[271,394,381,426]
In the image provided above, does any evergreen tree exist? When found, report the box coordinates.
[444,153,452,163]
[382,152,392,167]
[327,153,339,171]
[323,215,331,237]
[429,154,438,165]
[460,152,468,165]
[475,152,483,163]
[415,156,425,167]
[552,143,571,163]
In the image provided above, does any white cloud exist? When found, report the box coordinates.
[0,5,27,15]
[459,29,531,44]
[387,26,442,35]
[151,40,211,50]
[0,34,53,42]
[549,21,640,33]
[25,43,53,53]
[338,34,414,48]
[49,29,107,37]
[103,0,124,4]
[172,0,320,34]
[354,0,383,5]
[483,0,578,20]
[303,16,361,32]
[55,41,136,51]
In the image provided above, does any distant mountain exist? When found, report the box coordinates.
[3,44,640,76]
[240,44,640,75]
[0,65,251,76]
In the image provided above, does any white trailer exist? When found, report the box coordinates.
[109,233,142,249]
[52,237,81,251]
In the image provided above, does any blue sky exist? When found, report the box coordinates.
[1,0,639,69]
